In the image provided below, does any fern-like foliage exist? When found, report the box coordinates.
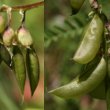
[45,12,90,50]
[45,12,92,84]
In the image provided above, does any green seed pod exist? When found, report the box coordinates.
[79,55,101,82]
[49,57,106,99]
[70,0,85,14]
[108,46,110,78]
[0,44,11,66]
[0,15,5,33]
[90,30,110,100]
[17,27,33,47]
[73,14,104,64]
[26,48,40,96]
[89,80,106,99]
[3,27,15,46]
[12,46,26,94]
[0,50,2,64]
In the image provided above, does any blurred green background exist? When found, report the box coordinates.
[45,0,110,110]
[0,0,44,110]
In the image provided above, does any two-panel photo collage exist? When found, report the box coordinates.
[0,0,110,110]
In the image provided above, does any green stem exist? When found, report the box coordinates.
[0,1,44,12]
[105,25,110,110]
[24,109,43,110]
[106,83,110,110]
[89,0,99,10]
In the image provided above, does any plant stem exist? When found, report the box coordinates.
[105,23,110,110]
[24,108,43,110]
[106,83,110,110]
[0,1,44,12]
[89,0,99,10]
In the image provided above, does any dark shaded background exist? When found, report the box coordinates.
[45,0,110,110]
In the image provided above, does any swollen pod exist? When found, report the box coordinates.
[73,14,104,64]
[49,57,106,99]
[12,46,26,94]
[26,48,40,95]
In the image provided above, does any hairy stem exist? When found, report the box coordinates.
[105,23,110,110]
[0,1,44,12]
[106,86,110,110]
[89,0,99,9]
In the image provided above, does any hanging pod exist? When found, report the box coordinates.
[107,44,110,77]
[70,0,85,14]
[26,48,40,96]
[12,46,26,94]
[49,57,106,99]
[3,27,15,46]
[89,80,106,99]
[73,14,104,64]
[0,44,11,66]
[17,26,33,47]
[89,31,108,100]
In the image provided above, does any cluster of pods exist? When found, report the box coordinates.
[49,0,110,101]
[0,11,40,96]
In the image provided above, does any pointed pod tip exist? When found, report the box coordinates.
[48,90,58,97]
[73,56,81,63]
[30,87,36,96]
[73,55,89,64]
[48,90,53,94]
[48,88,59,95]
[31,91,35,96]
[48,88,67,99]
[19,86,25,97]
